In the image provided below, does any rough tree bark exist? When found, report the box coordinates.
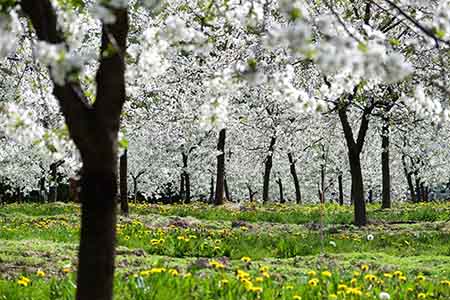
[20,2,128,300]
[338,102,373,226]
[214,129,226,205]
[381,117,391,208]
[119,149,128,216]
[288,153,301,204]
[262,136,276,203]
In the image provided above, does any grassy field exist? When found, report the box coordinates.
[0,201,449,299]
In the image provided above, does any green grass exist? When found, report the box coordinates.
[0,201,449,299]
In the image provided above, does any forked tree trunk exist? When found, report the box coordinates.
[214,129,226,205]
[338,173,344,205]
[288,153,301,204]
[247,183,257,202]
[20,3,128,300]
[381,118,391,208]
[338,103,372,227]
[119,149,129,216]
[262,137,276,203]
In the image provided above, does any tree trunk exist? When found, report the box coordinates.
[214,129,226,205]
[180,173,185,200]
[247,183,256,202]
[277,178,284,203]
[414,171,421,202]
[402,154,416,202]
[320,163,326,203]
[20,3,129,300]
[339,105,370,227]
[349,152,367,225]
[381,119,391,208]
[133,177,138,201]
[224,177,231,202]
[288,153,301,204]
[338,173,344,205]
[181,152,190,203]
[209,176,215,204]
[119,149,129,216]
[368,189,373,204]
[263,137,276,203]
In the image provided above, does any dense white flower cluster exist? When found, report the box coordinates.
[433,0,450,40]
[401,86,450,123]
[36,42,83,86]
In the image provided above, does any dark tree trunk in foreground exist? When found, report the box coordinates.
[368,189,373,204]
[262,137,276,203]
[338,173,344,205]
[277,178,284,203]
[214,129,226,205]
[20,2,128,300]
[120,149,129,216]
[338,102,373,226]
[381,118,391,208]
[288,153,301,204]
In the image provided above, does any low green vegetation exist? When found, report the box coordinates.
[0,202,449,299]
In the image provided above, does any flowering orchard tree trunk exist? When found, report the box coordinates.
[20,2,128,300]
[120,149,129,216]
[338,173,344,206]
[288,153,301,204]
[277,177,284,204]
[338,103,373,226]
[381,118,391,209]
[402,154,416,202]
[214,129,226,205]
[181,152,190,203]
[224,177,231,202]
[262,137,276,203]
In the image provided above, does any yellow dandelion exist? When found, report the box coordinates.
[418,293,426,299]
[36,270,45,277]
[321,271,332,278]
[361,264,369,272]
[308,278,319,287]
[293,295,302,300]
[307,270,317,277]
[241,256,251,263]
